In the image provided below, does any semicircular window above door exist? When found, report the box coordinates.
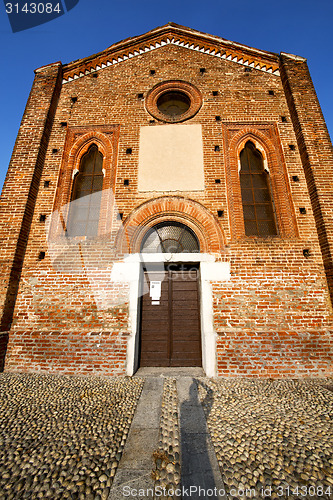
[140,222,200,253]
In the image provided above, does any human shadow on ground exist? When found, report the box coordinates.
[179,378,225,500]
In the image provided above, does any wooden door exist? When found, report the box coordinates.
[139,264,201,367]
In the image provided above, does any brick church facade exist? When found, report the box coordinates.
[0,23,332,377]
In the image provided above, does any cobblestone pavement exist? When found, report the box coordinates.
[0,373,144,499]
[1,373,333,500]
[197,378,333,500]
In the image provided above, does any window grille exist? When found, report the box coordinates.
[141,222,200,253]
[240,141,277,236]
[67,144,104,237]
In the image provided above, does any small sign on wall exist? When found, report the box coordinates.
[150,281,161,305]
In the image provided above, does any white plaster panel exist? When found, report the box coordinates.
[201,262,231,282]
[138,124,205,192]
[110,262,140,282]
[126,262,141,376]
[200,279,216,378]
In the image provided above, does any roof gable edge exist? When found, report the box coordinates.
[62,25,281,84]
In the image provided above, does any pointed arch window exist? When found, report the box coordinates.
[67,144,104,237]
[240,141,277,237]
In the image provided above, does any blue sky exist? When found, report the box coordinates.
[0,0,332,191]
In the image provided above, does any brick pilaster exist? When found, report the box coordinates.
[280,54,333,303]
[0,62,62,339]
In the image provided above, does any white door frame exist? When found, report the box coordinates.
[110,253,231,377]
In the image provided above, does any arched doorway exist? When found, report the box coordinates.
[139,222,202,367]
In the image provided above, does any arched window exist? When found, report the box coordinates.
[67,144,104,237]
[240,141,277,236]
[141,222,200,253]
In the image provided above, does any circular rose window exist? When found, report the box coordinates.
[146,81,202,123]
[157,91,191,117]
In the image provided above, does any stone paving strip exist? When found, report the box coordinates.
[0,373,144,500]
[109,376,164,500]
[197,378,333,500]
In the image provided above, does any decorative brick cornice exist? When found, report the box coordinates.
[62,24,280,84]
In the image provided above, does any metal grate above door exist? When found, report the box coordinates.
[140,222,200,253]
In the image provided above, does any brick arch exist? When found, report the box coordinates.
[117,196,225,253]
[230,127,276,160]
[67,131,113,167]
[226,126,298,239]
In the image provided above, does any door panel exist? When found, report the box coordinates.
[139,269,170,366]
[139,264,201,367]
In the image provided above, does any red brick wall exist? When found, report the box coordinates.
[214,240,332,377]
[1,29,332,376]
[5,331,127,375]
[216,331,332,378]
